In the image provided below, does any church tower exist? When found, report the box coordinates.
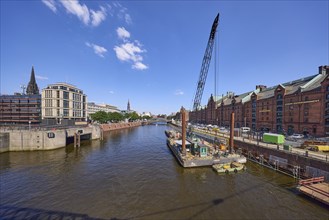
[127,100,131,112]
[26,66,39,95]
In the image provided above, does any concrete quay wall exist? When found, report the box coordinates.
[234,140,329,180]
[101,122,141,132]
[0,125,102,153]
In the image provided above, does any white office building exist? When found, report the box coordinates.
[42,83,87,125]
[87,102,120,115]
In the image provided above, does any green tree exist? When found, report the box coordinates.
[124,112,140,121]
[90,111,109,124]
[108,112,124,122]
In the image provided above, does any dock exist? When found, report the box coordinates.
[298,176,329,205]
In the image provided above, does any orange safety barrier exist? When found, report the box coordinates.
[299,176,325,186]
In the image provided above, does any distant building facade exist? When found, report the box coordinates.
[0,67,41,125]
[189,65,329,137]
[41,83,87,125]
[87,102,120,115]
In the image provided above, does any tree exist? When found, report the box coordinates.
[124,112,140,121]
[108,112,124,122]
[90,111,109,124]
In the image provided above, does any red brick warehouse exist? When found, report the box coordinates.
[189,65,329,137]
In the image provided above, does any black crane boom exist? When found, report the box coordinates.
[192,13,219,111]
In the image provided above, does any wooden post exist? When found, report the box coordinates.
[181,107,186,155]
[77,133,81,147]
[74,133,77,148]
[229,112,234,154]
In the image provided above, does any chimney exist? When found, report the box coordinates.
[256,85,267,92]
[319,65,329,75]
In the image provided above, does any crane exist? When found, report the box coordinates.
[192,13,219,111]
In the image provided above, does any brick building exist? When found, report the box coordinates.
[189,65,329,137]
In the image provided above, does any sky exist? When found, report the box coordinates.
[1,1,328,115]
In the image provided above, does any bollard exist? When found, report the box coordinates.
[305,150,308,157]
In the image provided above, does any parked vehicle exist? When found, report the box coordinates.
[240,127,250,133]
[263,133,285,144]
[289,134,304,139]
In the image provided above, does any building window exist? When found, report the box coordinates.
[57,90,60,98]
[63,91,69,100]
[63,100,69,108]
[277,94,283,100]
[305,96,309,101]
[304,118,308,123]
[63,109,69,116]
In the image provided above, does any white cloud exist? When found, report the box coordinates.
[90,6,107,27]
[113,42,148,70]
[116,27,130,40]
[86,42,107,58]
[60,0,107,27]
[42,0,57,13]
[125,13,132,25]
[109,91,114,94]
[60,0,90,25]
[132,62,148,70]
[175,90,184,96]
[35,75,49,80]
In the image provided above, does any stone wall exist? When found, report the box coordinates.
[0,125,102,153]
[101,122,141,132]
[0,133,9,153]
[234,139,329,180]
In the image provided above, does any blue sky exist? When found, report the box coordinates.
[1,1,328,115]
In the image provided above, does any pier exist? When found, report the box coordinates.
[298,177,329,205]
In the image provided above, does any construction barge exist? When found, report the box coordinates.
[166,137,246,168]
[166,107,246,168]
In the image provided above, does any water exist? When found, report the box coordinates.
[0,125,328,219]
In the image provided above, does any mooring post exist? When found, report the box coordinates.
[180,107,186,155]
[77,133,81,147]
[229,112,234,154]
[73,133,76,148]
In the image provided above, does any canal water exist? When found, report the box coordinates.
[0,125,328,219]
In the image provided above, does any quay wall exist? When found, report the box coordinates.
[0,125,102,153]
[234,140,329,180]
[101,122,141,132]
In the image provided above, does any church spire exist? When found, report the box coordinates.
[26,66,39,95]
[127,99,131,112]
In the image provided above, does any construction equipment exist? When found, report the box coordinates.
[192,13,219,111]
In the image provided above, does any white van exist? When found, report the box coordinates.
[240,127,250,133]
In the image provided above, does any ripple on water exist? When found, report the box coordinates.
[0,125,328,220]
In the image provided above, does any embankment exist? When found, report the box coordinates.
[101,122,142,132]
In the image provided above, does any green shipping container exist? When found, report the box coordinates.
[263,133,285,144]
